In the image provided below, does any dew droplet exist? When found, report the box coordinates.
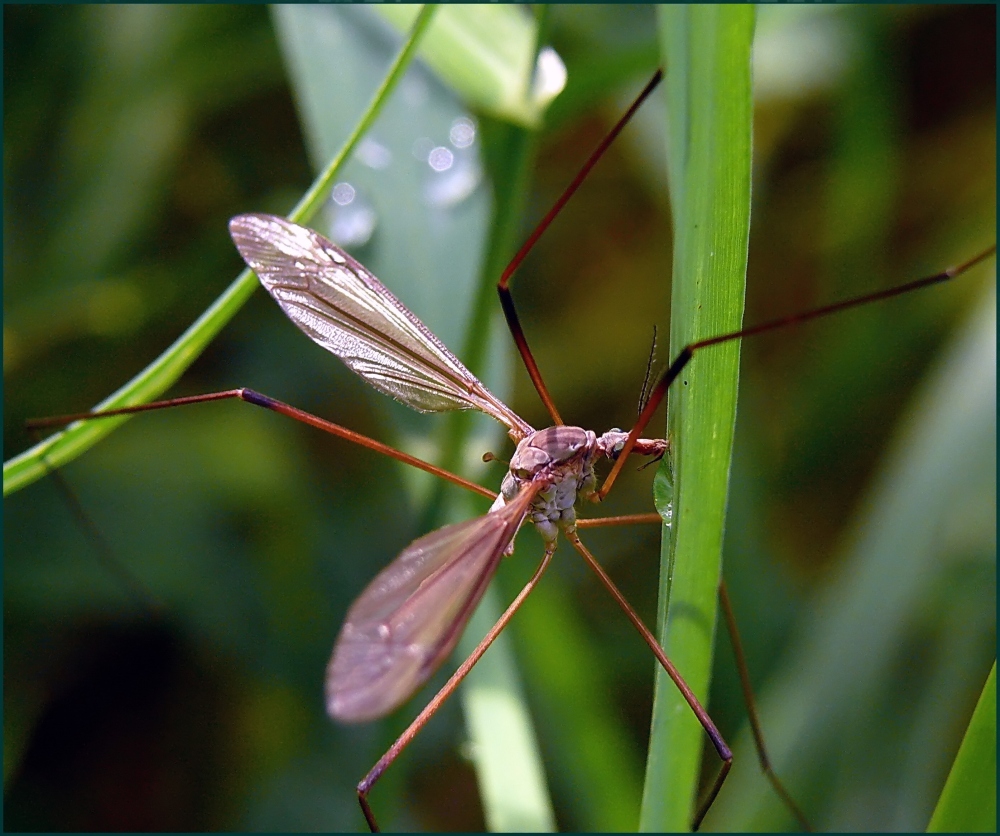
[332,182,356,206]
[449,116,476,150]
[325,183,377,247]
[423,149,482,208]
[427,146,454,173]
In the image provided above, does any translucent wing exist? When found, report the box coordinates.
[229,213,531,439]
[326,484,538,723]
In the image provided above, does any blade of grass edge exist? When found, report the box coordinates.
[3,6,440,496]
[927,660,996,833]
[641,7,754,832]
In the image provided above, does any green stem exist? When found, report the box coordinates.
[641,7,754,831]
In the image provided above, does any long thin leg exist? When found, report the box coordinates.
[598,245,997,498]
[564,530,731,830]
[28,389,495,501]
[577,512,663,528]
[572,517,810,828]
[496,69,665,427]
[718,580,811,832]
[357,543,557,832]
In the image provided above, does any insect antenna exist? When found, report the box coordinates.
[600,245,997,499]
[637,325,660,418]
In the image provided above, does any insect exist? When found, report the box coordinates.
[4,5,995,832]
[222,208,713,828]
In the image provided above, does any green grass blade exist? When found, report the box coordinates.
[641,7,755,831]
[927,660,996,832]
[3,6,438,498]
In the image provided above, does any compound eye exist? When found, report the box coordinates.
[604,428,626,460]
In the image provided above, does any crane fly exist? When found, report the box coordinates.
[226,212,674,725]
[6,56,787,830]
[35,198,989,830]
[224,211,737,829]
[7,7,996,830]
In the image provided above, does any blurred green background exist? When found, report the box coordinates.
[4,5,995,831]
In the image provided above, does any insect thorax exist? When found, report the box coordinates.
[496,426,600,543]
